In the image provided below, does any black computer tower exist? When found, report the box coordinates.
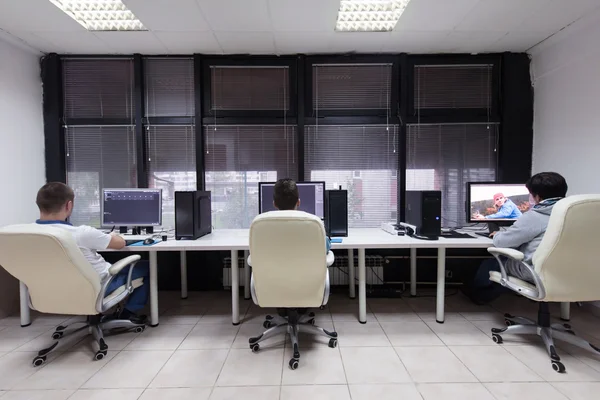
[175,191,212,240]
[324,190,348,237]
[405,191,441,238]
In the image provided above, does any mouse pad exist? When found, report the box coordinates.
[330,238,343,243]
[128,239,163,247]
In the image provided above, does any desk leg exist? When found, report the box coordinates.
[20,282,31,327]
[348,249,356,299]
[436,248,446,324]
[410,248,417,297]
[358,248,367,324]
[180,251,188,300]
[560,302,571,321]
[231,250,240,325]
[244,250,250,300]
[149,252,159,327]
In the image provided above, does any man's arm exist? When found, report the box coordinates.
[492,214,541,249]
[79,226,125,250]
[107,232,126,250]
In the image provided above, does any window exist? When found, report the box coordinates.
[209,66,289,112]
[144,58,194,117]
[146,125,196,229]
[406,124,498,227]
[65,126,137,227]
[204,125,297,229]
[305,125,398,228]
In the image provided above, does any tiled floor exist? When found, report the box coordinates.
[0,291,599,399]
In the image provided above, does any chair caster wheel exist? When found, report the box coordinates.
[308,312,315,318]
[250,344,260,353]
[328,338,338,348]
[504,313,515,318]
[134,326,145,333]
[552,361,566,373]
[32,356,46,367]
[566,329,576,335]
[563,323,571,329]
[52,332,64,340]
[265,315,273,321]
[492,334,503,344]
[505,319,515,326]
[263,321,272,329]
[289,359,299,370]
[307,318,316,326]
[94,351,107,361]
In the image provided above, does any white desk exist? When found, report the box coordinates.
[19,229,494,327]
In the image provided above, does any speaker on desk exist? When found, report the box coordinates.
[175,191,212,240]
[324,189,348,237]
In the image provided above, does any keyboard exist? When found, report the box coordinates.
[439,230,474,239]
[120,235,152,246]
[474,232,491,238]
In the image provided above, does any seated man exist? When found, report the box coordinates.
[35,182,149,323]
[272,178,331,253]
[464,172,568,304]
[474,192,522,220]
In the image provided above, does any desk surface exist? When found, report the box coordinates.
[105,228,492,252]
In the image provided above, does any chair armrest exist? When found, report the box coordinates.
[487,247,524,261]
[109,255,142,275]
[326,251,334,267]
[247,255,251,267]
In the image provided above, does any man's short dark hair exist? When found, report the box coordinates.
[273,178,299,210]
[526,172,568,200]
[36,182,74,214]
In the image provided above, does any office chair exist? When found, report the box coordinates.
[0,224,146,366]
[487,195,600,373]
[247,211,338,370]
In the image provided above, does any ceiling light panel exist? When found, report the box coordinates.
[335,0,411,32]
[48,0,146,31]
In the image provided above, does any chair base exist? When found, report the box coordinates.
[491,304,600,373]
[248,310,338,370]
[32,314,146,367]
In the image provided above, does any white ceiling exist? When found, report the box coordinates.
[0,0,599,55]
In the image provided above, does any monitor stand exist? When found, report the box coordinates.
[119,226,128,234]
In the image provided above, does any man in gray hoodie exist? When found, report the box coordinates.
[464,172,568,304]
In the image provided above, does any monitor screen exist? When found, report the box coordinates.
[102,188,162,227]
[259,182,325,218]
[467,183,530,223]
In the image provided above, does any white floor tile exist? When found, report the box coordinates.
[340,347,411,384]
[124,325,193,351]
[69,331,140,353]
[380,321,444,347]
[209,386,280,400]
[14,351,116,390]
[14,327,86,353]
[559,342,600,373]
[371,304,422,323]
[0,326,54,352]
[332,321,391,347]
[0,352,48,390]
[552,382,600,400]
[417,383,495,400]
[0,390,74,400]
[282,346,346,385]
[395,346,477,383]
[159,305,206,325]
[485,382,568,400]
[426,320,496,346]
[216,348,284,386]
[280,385,351,400]
[179,324,239,350]
[349,383,422,400]
[150,349,228,388]
[140,388,212,400]
[82,350,173,389]
[505,345,600,382]
[68,389,144,400]
[198,308,239,325]
[450,346,543,382]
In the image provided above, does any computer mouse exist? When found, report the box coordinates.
[143,238,155,245]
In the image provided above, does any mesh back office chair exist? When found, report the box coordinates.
[247,211,338,370]
[487,195,600,373]
[0,224,146,366]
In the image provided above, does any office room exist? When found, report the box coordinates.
[0,0,600,399]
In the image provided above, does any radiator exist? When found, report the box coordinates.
[222,255,384,288]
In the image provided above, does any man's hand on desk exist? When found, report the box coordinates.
[489,231,498,238]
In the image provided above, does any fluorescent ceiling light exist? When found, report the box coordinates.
[335,0,411,32]
[48,0,146,31]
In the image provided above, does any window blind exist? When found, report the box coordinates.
[304,125,399,228]
[144,58,195,117]
[210,66,289,111]
[204,125,297,229]
[65,126,137,227]
[146,125,196,229]
[413,64,492,110]
[406,123,498,227]
[312,64,392,111]
[63,58,135,120]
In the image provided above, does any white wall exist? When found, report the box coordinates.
[0,38,45,318]
[530,9,600,194]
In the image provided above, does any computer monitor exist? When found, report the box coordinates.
[467,182,530,224]
[102,188,162,227]
[258,181,325,218]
